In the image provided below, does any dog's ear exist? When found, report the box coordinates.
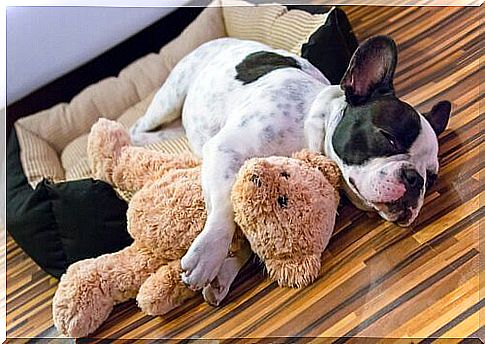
[423,101,451,136]
[340,35,397,105]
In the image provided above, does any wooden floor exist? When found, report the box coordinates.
[6,5,483,341]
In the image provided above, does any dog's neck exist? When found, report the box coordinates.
[304,85,347,157]
[304,85,376,212]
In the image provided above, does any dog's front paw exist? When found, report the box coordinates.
[202,277,229,306]
[180,231,228,290]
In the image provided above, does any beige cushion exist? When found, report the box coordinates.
[222,0,330,54]
[15,128,65,184]
[16,1,331,188]
[16,4,225,188]
[222,1,287,45]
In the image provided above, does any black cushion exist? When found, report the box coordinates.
[6,131,133,278]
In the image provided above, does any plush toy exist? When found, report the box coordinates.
[52,118,340,337]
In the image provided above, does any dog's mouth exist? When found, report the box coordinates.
[347,177,418,227]
[373,201,415,226]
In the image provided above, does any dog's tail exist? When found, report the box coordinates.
[129,50,201,146]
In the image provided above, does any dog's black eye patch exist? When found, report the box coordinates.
[236,51,301,85]
[333,96,421,165]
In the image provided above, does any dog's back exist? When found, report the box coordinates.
[130,38,329,149]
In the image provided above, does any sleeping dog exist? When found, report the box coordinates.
[130,36,451,303]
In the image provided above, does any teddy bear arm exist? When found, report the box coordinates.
[52,244,165,337]
[88,118,200,192]
[137,260,198,316]
[111,148,199,192]
[88,118,131,185]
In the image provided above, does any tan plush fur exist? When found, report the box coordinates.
[232,153,340,288]
[52,118,340,338]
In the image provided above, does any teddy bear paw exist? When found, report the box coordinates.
[87,118,131,183]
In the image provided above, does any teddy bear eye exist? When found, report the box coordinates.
[250,174,262,187]
[277,195,288,208]
[280,171,290,179]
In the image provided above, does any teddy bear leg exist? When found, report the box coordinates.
[137,261,198,316]
[52,245,164,338]
[202,241,252,306]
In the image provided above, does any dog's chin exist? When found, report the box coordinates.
[372,203,416,227]
[343,182,417,227]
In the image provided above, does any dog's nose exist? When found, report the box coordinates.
[401,168,423,190]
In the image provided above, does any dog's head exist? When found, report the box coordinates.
[328,35,451,226]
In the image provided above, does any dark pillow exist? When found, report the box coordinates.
[294,6,358,85]
[6,131,132,278]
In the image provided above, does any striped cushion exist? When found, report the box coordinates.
[269,9,331,54]
[15,126,65,186]
[222,1,287,45]
[222,0,331,54]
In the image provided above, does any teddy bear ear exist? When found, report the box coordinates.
[292,150,341,189]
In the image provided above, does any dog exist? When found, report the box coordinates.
[130,36,451,305]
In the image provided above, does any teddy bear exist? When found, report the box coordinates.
[52,118,340,338]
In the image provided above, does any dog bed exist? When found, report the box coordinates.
[7,0,358,278]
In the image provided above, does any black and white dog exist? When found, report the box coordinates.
[130,36,450,304]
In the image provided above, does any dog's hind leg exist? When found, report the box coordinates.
[130,51,200,146]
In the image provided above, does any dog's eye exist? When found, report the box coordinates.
[381,130,402,150]
[280,171,290,179]
[277,195,288,208]
[381,130,399,149]
[426,171,437,189]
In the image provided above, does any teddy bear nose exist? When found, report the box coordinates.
[280,171,290,179]
[277,195,288,208]
[250,174,262,187]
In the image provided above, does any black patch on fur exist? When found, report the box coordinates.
[235,51,301,85]
[426,171,437,189]
[332,95,421,165]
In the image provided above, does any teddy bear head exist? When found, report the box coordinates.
[231,150,341,288]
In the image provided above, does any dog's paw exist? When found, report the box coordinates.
[129,120,146,145]
[180,233,228,290]
[202,277,229,306]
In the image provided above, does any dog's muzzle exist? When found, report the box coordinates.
[346,166,424,227]
[375,167,424,226]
